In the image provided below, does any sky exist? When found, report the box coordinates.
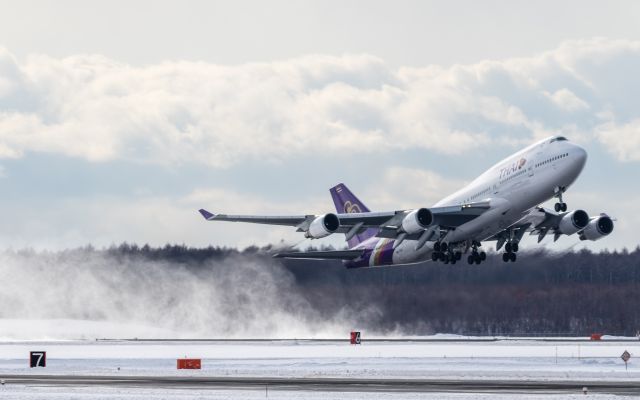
[0,0,639,252]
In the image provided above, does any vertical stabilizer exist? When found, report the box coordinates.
[329,183,377,248]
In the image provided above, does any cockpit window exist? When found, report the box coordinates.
[550,136,568,143]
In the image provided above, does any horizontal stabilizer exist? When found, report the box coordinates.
[199,209,215,220]
[273,249,365,260]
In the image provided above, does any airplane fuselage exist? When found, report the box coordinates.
[345,137,588,267]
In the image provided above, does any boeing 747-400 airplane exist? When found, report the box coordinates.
[199,136,614,267]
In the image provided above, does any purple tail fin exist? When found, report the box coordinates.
[330,183,377,248]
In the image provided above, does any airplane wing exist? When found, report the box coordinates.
[272,249,365,260]
[198,209,308,226]
[199,200,491,240]
[487,206,592,250]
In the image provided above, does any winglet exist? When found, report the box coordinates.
[198,209,215,220]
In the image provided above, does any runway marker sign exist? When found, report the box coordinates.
[621,350,631,370]
[177,358,201,369]
[30,351,46,368]
[350,331,361,345]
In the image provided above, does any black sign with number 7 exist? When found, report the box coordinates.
[30,351,46,368]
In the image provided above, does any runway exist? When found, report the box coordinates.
[3,338,640,398]
[4,374,640,395]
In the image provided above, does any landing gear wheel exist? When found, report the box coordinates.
[468,241,484,265]
[505,242,512,253]
[440,242,448,252]
[554,186,568,212]
[510,252,517,262]
[502,253,509,262]
[434,242,441,252]
[431,252,439,262]
[512,243,519,253]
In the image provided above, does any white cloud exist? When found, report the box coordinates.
[364,167,467,210]
[1,39,640,251]
[595,119,640,162]
[2,39,639,167]
[545,88,590,111]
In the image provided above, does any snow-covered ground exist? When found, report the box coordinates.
[0,386,627,400]
[1,338,639,379]
[1,338,639,398]
[0,386,626,400]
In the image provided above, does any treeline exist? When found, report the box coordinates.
[32,243,640,336]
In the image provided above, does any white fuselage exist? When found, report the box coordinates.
[369,137,588,265]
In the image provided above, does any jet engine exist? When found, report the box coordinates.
[579,215,614,241]
[557,210,590,235]
[305,213,340,239]
[401,208,434,234]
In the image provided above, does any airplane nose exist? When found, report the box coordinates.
[572,144,588,171]
[575,145,587,163]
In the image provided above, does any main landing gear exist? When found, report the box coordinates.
[554,186,568,212]
[431,242,462,264]
[502,240,518,262]
[467,241,487,265]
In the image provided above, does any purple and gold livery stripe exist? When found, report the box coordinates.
[372,239,394,266]
[344,238,397,269]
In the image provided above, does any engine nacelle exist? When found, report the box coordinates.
[557,210,590,235]
[401,208,434,234]
[579,215,614,241]
[305,213,340,239]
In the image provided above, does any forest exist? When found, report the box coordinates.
[90,242,640,337]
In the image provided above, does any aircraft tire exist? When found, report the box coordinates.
[502,253,509,262]
[510,252,517,262]
[467,255,474,265]
[480,251,487,261]
[505,242,512,253]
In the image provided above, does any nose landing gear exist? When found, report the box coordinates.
[554,186,568,212]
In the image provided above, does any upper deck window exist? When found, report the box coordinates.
[550,136,568,143]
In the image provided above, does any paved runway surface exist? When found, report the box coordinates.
[4,375,640,395]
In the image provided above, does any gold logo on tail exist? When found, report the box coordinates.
[344,201,362,213]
